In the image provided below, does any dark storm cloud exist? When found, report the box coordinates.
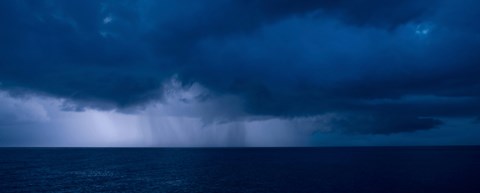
[1,0,480,134]
[0,0,161,108]
[331,114,443,135]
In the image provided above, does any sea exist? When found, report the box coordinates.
[0,147,479,193]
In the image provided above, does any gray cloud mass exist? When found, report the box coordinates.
[1,0,480,137]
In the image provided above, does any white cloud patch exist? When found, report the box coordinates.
[103,16,113,24]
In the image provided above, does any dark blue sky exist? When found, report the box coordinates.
[1,0,480,146]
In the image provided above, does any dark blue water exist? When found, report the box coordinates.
[1,147,479,193]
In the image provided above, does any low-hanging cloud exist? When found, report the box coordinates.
[1,0,480,136]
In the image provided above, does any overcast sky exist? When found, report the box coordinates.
[1,0,480,147]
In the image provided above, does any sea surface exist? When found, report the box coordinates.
[1,147,479,193]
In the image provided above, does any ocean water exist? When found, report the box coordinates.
[1,147,479,193]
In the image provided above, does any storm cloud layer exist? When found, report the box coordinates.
[1,0,480,138]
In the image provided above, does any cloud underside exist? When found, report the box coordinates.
[1,0,480,134]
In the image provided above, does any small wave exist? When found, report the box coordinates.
[69,170,116,177]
